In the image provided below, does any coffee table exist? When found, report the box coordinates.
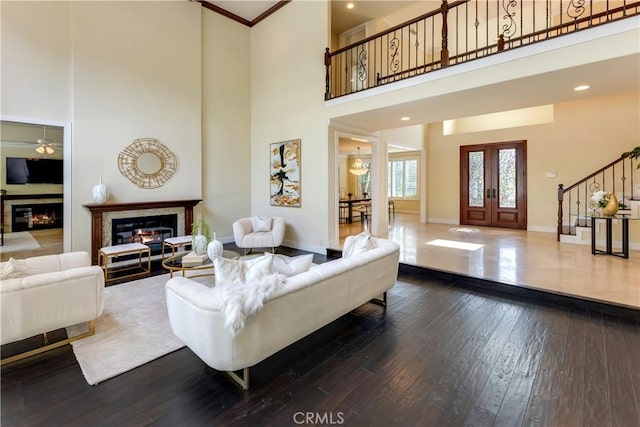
[162,249,240,278]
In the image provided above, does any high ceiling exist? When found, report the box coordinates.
[203,1,282,23]
[202,1,426,32]
[203,2,639,157]
[330,1,426,34]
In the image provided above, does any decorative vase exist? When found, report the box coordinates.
[192,227,208,256]
[602,193,619,216]
[207,232,224,261]
[92,178,108,204]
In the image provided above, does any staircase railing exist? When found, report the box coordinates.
[325,0,640,100]
[557,148,639,241]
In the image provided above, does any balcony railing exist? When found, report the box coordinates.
[325,0,640,100]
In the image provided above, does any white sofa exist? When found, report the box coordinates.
[165,237,400,389]
[233,216,286,253]
[1,251,105,364]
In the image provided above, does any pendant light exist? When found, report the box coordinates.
[35,125,55,154]
[349,147,368,176]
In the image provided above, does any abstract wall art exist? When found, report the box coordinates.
[270,139,301,207]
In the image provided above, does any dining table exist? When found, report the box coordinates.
[339,197,371,224]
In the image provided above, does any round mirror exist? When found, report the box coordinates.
[118,138,177,189]
[136,152,162,175]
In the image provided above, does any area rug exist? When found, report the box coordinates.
[69,273,209,385]
[0,231,41,254]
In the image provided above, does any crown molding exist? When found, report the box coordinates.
[198,1,291,28]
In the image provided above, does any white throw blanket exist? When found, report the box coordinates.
[214,273,286,335]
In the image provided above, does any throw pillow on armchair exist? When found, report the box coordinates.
[251,217,273,232]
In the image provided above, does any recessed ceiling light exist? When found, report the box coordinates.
[351,137,369,142]
[574,85,590,91]
[347,3,354,9]
[401,116,411,121]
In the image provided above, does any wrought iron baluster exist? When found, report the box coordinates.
[501,0,518,40]
[568,0,586,31]
[358,48,367,89]
[389,34,400,75]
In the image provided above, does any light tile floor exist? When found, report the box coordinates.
[338,213,640,309]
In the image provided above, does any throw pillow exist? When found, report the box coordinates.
[214,254,274,286]
[265,253,314,277]
[251,216,272,232]
[0,257,34,280]
[342,231,377,258]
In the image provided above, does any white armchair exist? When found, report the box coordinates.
[233,217,285,254]
[1,251,105,364]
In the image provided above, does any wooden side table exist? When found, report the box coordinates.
[99,242,151,284]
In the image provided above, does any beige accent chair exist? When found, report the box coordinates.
[0,251,105,365]
[232,217,285,254]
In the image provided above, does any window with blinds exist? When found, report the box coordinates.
[387,157,418,198]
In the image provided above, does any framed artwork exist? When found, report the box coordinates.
[270,139,301,207]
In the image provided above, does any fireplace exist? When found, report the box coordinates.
[12,202,63,232]
[83,199,201,265]
[112,214,177,255]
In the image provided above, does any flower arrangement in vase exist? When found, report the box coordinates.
[591,191,627,216]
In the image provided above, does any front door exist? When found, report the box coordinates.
[460,141,527,229]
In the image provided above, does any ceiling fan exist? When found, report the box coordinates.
[34,125,60,154]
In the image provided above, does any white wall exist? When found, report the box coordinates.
[71,1,202,252]
[202,10,252,242]
[380,124,424,150]
[250,0,330,253]
[1,1,72,122]
[2,1,203,254]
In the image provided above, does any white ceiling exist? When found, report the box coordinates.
[204,1,425,32]
[1,121,64,147]
[204,1,281,22]
[330,1,426,34]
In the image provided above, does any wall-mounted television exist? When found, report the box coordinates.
[5,157,63,185]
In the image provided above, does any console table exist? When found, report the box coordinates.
[590,214,637,259]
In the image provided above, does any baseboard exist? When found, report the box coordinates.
[282,239,327,255]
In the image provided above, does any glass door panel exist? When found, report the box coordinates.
[468,151,485,207]
[498,148,516,208]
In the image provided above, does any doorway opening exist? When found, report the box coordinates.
[0,118,71,259]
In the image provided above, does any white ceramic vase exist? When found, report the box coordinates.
[207,232,224,261]
[92,178,108,204]
[192,227,208,256]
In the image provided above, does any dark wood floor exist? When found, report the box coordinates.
[2,269,639,427]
